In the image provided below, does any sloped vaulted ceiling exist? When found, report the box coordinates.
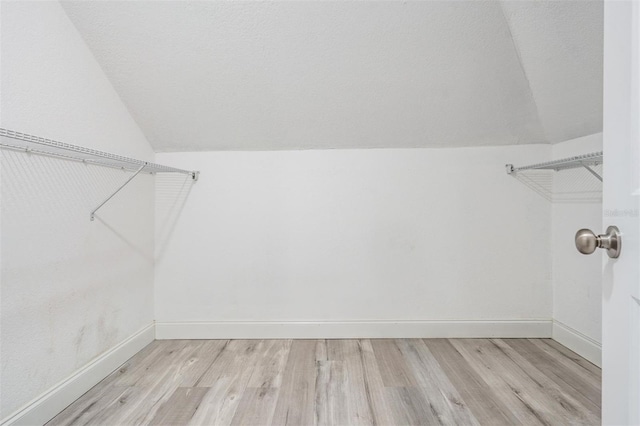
[60,1,603,151]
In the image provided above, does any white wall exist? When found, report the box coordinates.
[1,1,155,421]
[0,1,603,421]
[155,145,552,337]
[551,133,603,365]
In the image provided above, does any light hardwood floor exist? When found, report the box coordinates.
[48,339,601,425]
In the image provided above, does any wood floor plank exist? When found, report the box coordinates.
[271,340,318,426]
[358,340,397,426]
[148,387,208,426]
[452,339,599,425]
[193,340,259,387]
[46,339,602,426]
[315,339,328,362]
[46,386,134,426]
[313,337,330,424]
[317,359,350,425]
[102,341,223,425]
[539,339,601,377]
[315,339,389,425]
[113,340,185,387]
[116,340,201,388]
[246,340,291,389]
[179,340,231,387]
[230,387,280,426]
[424,338,521,425]
[370,339,418,387]
[506,339,601,412]
[384,387,441,425]
[395,339,479,425]
[489,339,599,424]
[450,339,553,425]
[533,339,602,381]
[188,340,264,425]
[81,387,143,426]
[314,359,332,425]
[111,340,169,387]
[326,340,375,425]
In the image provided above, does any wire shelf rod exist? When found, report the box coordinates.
[0,140,151,173]
[506,151,603,174]
[0,128,197,177]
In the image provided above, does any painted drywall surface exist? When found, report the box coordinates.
[1,2,154,419]
[155,145,552,325]
[551,134,603,345]
[61,1,602,151]
[501,1,603,143]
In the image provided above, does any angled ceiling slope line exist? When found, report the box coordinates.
[500,1,603,144]
[60,1,603,152]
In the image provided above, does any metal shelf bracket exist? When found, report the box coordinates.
[90,163,147,221]
[0,128,199,222]
[582,164,603,182]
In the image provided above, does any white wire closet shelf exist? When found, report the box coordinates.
[0,127,199,220]
[506,151,603,181]
[506,151,603,203]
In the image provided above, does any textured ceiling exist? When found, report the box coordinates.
[501,1,603,143]
[60,1,603,152]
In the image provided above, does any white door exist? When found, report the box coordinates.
[603,1,640,424]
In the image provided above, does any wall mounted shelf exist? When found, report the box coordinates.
[0,128,199,220]
[506,151,603,181]
[506,151,603,203]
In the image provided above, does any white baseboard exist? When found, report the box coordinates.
[1,323,155,426]
[155,319,552,340]
[552,320,601,367]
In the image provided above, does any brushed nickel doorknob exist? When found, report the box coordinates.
[575,229,598,254]
[575,226,621,258]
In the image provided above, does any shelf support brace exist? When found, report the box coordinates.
[90,163,146,221]
[582,163,603,182]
